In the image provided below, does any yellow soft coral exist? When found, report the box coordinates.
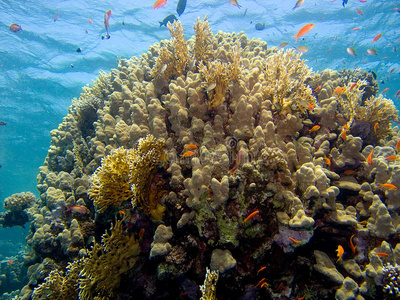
[200,267,219,300]
[88,147,133,212]
[193,16,214,66]
[79,219,140,300]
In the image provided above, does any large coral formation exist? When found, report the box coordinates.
[0,192,36,228]
[9,19,400,300]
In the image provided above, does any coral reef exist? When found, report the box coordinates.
[0,192,36,228]
[9,19,400,300]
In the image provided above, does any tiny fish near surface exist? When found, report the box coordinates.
[176,0,186,16]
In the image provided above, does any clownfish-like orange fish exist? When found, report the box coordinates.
[181,151,195,158]
[336,245,344,263]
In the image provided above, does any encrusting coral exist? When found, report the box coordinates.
[10,18,400,300]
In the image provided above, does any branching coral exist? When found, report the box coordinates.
[32,259,84,300]
[355,94,398,141]
[128,134,166,218]
[88,147,133,212]
[200,267,219,300]
[151,21,189,80]
[335,80,365,124]
[193,16,214,65]
[79,219,139,300]
[198,42,242,109]
[261,49,315,114]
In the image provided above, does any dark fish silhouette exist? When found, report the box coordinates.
[342,0,348,7]
[159,14,178,27]
[255,23,265,30]
[176,0,187,16]
[0,122,6,126]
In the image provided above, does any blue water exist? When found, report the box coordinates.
[0,0,399,292]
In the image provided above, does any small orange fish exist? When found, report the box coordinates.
[350,82,357,90]
[367,149,373,165]
[181,151,195,158]
[375,252,390,257]
[275,282,284,292]
[66,205,89,214]
[228,0,242,7]
[244,210,260,223]
[372,33,383,43]
[379,183,398,190]
[257,266,266,275]
[333,86,346,96]
[9,23,22,33]
[308,125,320,133]
[8,260,13,265]
[395,140,400,152]
[139,228,145,240]
[260,282,269,288]
[184,144,198,150]
[336,245,344,262]
[385,156,399,161]
[344,170,356,175]
[293,23,315,43]
[153,0,168,9]
[255,278,265,288]
[88,18,93,24]
[343,123,349,130]
[389,67,396,74]
[313,86,322,93]
[381,88,389,94]
[350,234,356,254]
[340,128,347,141]
[352,27,360,31]
[356,8,363,15]
[307,102,315,110]
[298,296,305,300]
[324,156,331,166]
[229,152,243,175]
[118,210,125,215]
[289,237,301,244]
[373,122,378,133]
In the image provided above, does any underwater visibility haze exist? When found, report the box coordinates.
[1,0,400,299]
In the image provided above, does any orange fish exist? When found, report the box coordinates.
[350,82,357,90]
[66,205,89,214]
[352,27,360,31]
[367,149,373,165]
[389,67,396,74]
[8,260,13,265]
[260,282,269,288]
[255,278,265,288]
[153,0,168,9]
[395,140,400,152]
[181,151,195,158]
[228,0,242,7]
[344,170,356,175]
[333,86,346,96]
[118,210,125,215]
[313,86,322,93]
[340,128,347,141]
[350,234,356,254]
[88,18,93,24]
[289,237,301,244]
[257,266,266,275]
[356,8,363,15]
[229,152,243,175]
[324,156,331,166]
[379,183,398,190]
[375,252,390,257]
[336,245,344,262]
[309,125,320,133]
[9,23,22,33]
[139,228,145,240]
[293,23,315,43]
[372,33,383,43]
[298,296,305,300]
[244,210,260,223]
[373,122,378,133]
[381,88,389,94]
[385,156,399,161]
[184,144,198,150]
[104,9,111,39]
